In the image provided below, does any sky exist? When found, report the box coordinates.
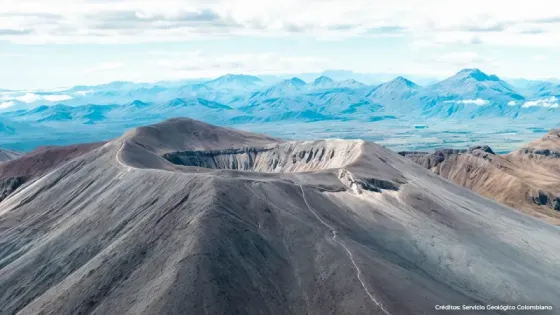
[1,0,560,89]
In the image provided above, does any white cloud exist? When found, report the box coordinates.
[522,97,559,108]
[74,90,94,96]
[0,92,72,103]
[508,101,517,106]
[83,62,124,74]
[445,99,490,106]
[0,101,16,109]
[42,94,73,102]
[1,0,560,46]
[14,93,41,103]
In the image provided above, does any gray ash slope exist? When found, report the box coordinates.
[1,118,559,315]
[0,148,21,163]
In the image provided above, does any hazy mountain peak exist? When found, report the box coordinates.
[287,77,307,86]
[313,76,334,85]
[455,68,500,82]
[334,79,367,89]
[210,74,262,83]
[101,81,137,90]
[130,100,150,107]
[458,68,483,74]
[366,76,420,100]
[387,76,419,88]
[204,74,263,90]
[423,68,523,104]
[251,76,308,99]
[167,98,188,107]
[342,79,361,84]
[28,105,50,113]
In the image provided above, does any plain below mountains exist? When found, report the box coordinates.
[400,129,560,225]
[0,118,558,315]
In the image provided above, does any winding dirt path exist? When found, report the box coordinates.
[298,181,391,315]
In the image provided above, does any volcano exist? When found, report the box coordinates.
[0,118,558,315]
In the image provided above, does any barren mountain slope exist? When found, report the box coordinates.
[400,131,560,225]
[0,148,21,163]
[0,142,104,203]
[0,118,559,315]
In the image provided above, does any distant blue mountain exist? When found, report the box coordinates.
[128,100,151,108]
[334,79,367,89]
[5,67,560,148]
[0,118,18,135]
[249,77,307,99]
[203,74,264,91]
[64,81,151,93]
[366,76,420,102]
[311,76,335,89]
[262,110,337,122]
[421,69,523,102]
[8,104,118,124]
[532,83,560,97]
[0,117,51,137]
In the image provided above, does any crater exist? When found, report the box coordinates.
[162,140,363,173]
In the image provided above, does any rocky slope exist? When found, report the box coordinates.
[400,131,560,225]
[0,118,559,315]
[0,148,21,163]
[0,143,104,203]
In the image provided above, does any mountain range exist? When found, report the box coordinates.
[1,69,560,150]
[0,118,558,314]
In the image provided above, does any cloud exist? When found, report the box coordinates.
[42,94,73,102]
[519,28,546,34]
[532,16,560,24]
[458,98,490,106]
[366,26,406,34]
[0,29,32,35]
[74,90,94,96]
[461,23,508,33]
[458,99,490,106]
[0,101,15,109]
[0,93,72,103]
[522,97,559,108]
[15,93,43,103]
[83,8,237,33]
[508,101,517,106]
[0,0,560,47]
[0,0,529,44]
[444,99,490,106]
